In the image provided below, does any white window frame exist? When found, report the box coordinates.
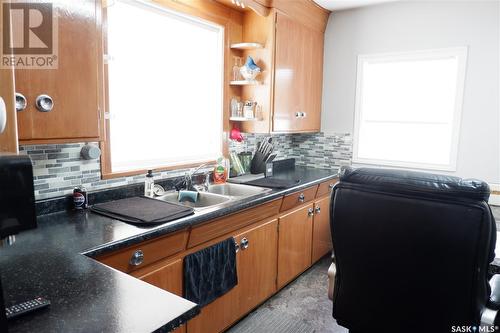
[104,0,225,174]
[352,47,468,172]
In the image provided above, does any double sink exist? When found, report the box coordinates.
[154,183,272,210]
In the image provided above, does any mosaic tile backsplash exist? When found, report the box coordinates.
[21,132,352,201]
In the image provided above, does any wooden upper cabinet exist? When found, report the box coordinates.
[15,0,102,143]
[272,12,303,133]
[272,12,323,133]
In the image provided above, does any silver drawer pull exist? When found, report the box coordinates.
[240,237,249,250]
[329,183,335,189]
[0,98,6,134]
[129,250,144,266]
[315,206,321,214]
[15,93,27,111]
[298,193,305,202]
[35,94,54,112]
[308,208,314,217]
[235,240,240,253]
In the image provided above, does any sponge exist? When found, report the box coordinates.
[178,190,199,203]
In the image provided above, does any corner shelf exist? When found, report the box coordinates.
[230,80,261,86]
[229,117,257,122]
[230,42,264,50]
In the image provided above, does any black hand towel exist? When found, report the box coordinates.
[183,237,238,307]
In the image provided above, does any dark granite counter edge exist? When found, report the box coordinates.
[155,307,201,333]
[82,172,339,258]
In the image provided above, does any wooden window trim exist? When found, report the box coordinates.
[100,0,238,179]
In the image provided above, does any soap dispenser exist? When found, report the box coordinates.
[144,170,154,197]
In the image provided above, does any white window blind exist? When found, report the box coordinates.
[106,0,224,172]
[353,48,468,171]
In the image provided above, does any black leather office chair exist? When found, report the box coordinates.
[328,167,499,333]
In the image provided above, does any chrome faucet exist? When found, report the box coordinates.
[184,163,212,192]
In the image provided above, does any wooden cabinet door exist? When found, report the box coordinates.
[273,12,304,133]
[15,0,101,142]
[312,196,333,263]
[273,12,323,133]
[234,218,278,318]
[186,282,238,333]
[277,203,314,289]
[137,259,186,333]
[303,26,323,132]
[137,259,183,296]
[187,219,278,333]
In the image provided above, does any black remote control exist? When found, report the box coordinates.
[5,297,50,319]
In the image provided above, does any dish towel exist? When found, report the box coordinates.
[183,237,238,307]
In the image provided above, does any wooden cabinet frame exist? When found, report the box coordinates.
[0,1,18,153]
[96,178,338,333]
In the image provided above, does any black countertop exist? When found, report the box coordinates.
[0,166,338,333]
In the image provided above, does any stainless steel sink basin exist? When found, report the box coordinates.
[207,183,272,198]
[154,183,271,211]
[155,191,231,209]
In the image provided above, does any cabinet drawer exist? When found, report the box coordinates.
[188,198,282,248]
[316,178,338,198]
[97,230,189,273]
[280,185,318,212]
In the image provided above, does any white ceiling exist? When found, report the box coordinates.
[314,0,400,11]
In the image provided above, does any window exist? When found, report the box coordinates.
[353,47,468,171]
[104,0,224,174]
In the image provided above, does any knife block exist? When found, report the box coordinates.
[250,151,267,174]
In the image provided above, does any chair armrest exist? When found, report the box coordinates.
[328,262,336,301]
[489,274,500,310]
[482,274,500,326]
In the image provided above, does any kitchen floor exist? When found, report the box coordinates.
[227,256,347,333]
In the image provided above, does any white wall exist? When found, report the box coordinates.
[321,1,500,184]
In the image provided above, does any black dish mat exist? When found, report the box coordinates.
[243,177,300,189]
[90,196,194,225]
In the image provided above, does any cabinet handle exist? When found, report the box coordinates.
[129,250,144,266]
[15,93,27,112]
[240,237,249,250]
[295,112,301,118]
[301,112,306,118]
[35,94,54,112]
[298,193,305,203]
[315,206,321,214]
[235,240,240,253]
[308,208,314,217]
[0,98,5,134]
[329,183,335,189]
